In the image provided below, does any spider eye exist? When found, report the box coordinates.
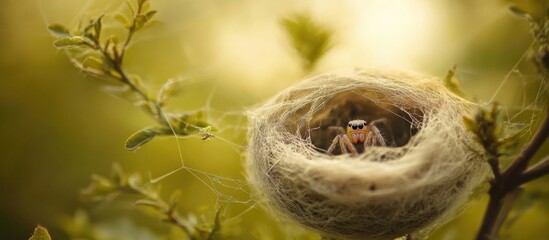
[352,124,358,130]
[364,121,368,125]
[358,124,364,129]
[348,123,352,127]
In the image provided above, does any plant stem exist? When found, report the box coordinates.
[519,155,549,184]
[95,8,170,127]
[118,185,198,238]
[476,106,549,240]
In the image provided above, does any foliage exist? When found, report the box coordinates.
[47,1,225,239]
[443,65,467,98]
[28,226,52,240]
[80,163,223,240]
[47,0,214,151]
[281,14,333,72]
[465,7,549,239]
[509,6,549,74]
[463,104,519,163]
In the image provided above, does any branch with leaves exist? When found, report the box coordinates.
[464,6,549,240]
[80,163,222,240]
[48,0,214,151]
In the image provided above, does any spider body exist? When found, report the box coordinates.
[346,119,368,144]
[327,119,387,156]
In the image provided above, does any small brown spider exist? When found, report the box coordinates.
[326,119,387,156]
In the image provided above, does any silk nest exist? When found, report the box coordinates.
[247,69,488,239]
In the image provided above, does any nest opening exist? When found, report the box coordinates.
[301,91,424,155]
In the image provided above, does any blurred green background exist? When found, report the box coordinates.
[1,0,548,239]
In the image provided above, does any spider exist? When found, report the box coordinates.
[326,119,387,156]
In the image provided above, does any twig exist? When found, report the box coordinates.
[118,185,198,238]
[476,107,549,240]
[518,155,549,184]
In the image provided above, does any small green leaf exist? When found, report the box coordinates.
[80,174,117,201]
[53,36,89,48]
[127,173,144,189]
[115,14,130,27]
[29,226,51,240]
[137,0,148,8]
[443,65,466,97]
[125,128,158,151]
[158,78,184,106]
[135,199,163,210]
[135,100,160,118]
[111,163,125,186]
[82,56,104,72]
[208,208,223,240]
[171,110,215,136]
[169,190,181,208]
[134,14,148,30]
[509,6,533,21]
[281,14,333,71]
[48,24,71,38]
[463,116,477,133]
[145,10,157,20]
[125,0,136,16]
[94,16,103,40]
[142,1,152,13]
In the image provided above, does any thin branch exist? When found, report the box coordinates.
[477,108,549,240]
[119,186,198,238]
[489,188,523,237]
[487,157,501,181]
[117,2,142,64]
[518,155,549,184]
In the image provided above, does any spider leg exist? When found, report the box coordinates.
[327,126,349,155]
[371,125,387,147]
[339,135,348,154]
[341,134,358,156]
[364,131,374,147]
[327,135,340,155]
[369,118,394,146]
[327,126,346,135]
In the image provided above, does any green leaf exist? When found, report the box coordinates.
[53,36,89,48]
[509,6,533,21]
[125,0,136,16]
[48,24,71,38]
[82,56,104,72]
[443,65,466,97]
[135,100,160,118]
[137,0,148,8]
[94,16,103,41]
[281,14,333,71]
[111,162,125,186]
[158,78,184,106]
[127,173,144,190]
[145,10,157,20]
[134,14,148,30]
[171,110,215,136]
[463,116,476,132]
[125,128,159,151]
[208,208,223,240]
[115,14,130,27]
[29,226,51,240]
[135,199,163,210]
[80,174,117,201]
[142,1,151,13]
